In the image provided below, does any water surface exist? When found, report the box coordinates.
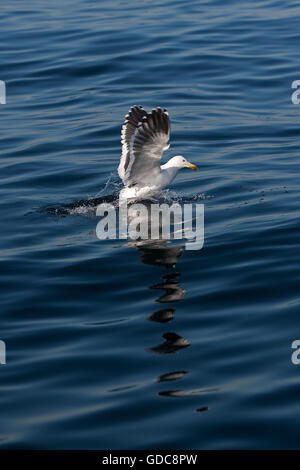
[1,0,300,449]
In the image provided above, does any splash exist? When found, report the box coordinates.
[38,172,213,217]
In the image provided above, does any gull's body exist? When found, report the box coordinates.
[118,106,198,200]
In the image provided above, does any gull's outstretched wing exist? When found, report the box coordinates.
[118,106,170,186]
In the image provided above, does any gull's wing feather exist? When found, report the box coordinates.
[118,106,170,186]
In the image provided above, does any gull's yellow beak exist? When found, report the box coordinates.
[186,163,198,171]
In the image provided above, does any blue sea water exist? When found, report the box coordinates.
[1,0,300,449]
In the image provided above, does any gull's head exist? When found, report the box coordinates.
[169,155,198,171]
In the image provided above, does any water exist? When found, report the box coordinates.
[1,0,300,449]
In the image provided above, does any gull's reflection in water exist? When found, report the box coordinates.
[130,238,190,354]
[124,201,208,411]
[148,332,190,354]
[150,272,186,303]
[149,308,175,323]
[157,371,188,382]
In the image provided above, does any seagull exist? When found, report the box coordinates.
[118,106,198,200]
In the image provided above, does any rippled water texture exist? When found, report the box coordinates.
[1,0,300,449]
